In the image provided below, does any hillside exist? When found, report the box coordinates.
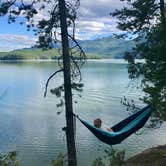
[0,36,135,60]
[0,48,100,60]
[79,36,135,58]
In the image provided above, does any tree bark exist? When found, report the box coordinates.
[58,0,77,166]
[160,0,165,24]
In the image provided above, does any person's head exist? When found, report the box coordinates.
[94,118,102,128]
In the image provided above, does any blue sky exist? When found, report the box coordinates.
[0,16,36,51]
[0,0,124,52]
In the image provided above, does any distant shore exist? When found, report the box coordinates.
[0,58,145,64]
[0,48,101,60]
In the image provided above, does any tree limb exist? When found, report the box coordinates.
[44,69,63,97]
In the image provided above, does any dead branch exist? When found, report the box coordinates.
[68,34,86,64]
[44,69,63,97]
[70,55,82,81]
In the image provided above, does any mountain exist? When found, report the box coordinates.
[0,36,135,60]
[78,36,135,58]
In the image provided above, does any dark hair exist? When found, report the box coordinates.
[94,118,102,128]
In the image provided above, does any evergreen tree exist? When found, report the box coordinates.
[111,0,166,123]
[0,0,85,165]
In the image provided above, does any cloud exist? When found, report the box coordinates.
[0,45,27,52]
[74,17,122,40]
[0,0,125,51]
[79,0,123,18]
[29,0,124,40]
[0,34,36,51]
[26,0,124,40]
[0,34,36,45]
[74,0,124,39]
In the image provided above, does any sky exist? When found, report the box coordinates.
[0,0,125,52]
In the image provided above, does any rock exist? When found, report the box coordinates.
[123,145,166,166]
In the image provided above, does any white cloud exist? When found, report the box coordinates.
[0,0,125,51]
[26,0,124,40]
[0,34,36,51]
[78,21,105,31]
[74,0,124,40]
[78,0,123,18]
[0,45,29,52]
[0,34,36,45]
[28,0,124,40]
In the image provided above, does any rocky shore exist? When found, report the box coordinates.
[124,145,166,166]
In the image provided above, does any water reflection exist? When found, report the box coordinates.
[0,61,165,166]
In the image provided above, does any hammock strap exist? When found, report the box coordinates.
[71,112,80,120]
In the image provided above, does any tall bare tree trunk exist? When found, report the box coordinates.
[58,0,77,165]
[160,0,165,24]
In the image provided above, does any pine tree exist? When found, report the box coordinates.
[0,0,85,165]
[112,0,166,124]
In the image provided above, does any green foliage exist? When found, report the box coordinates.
[50,85,64,98]
[0,0,37,26]
[71,83,84,92]
[0,50,100,60]
[104,148,125,166]
[138,23,166,122]
[0,151,19,166]
[91,148,125,166]
[0,49,60,60]
[50,82,84,111]
[112,0,166,124]
[112,0,157,33]
[52,153,65,166]
[91,157,105,166]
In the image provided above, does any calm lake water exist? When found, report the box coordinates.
[0,60,165,166]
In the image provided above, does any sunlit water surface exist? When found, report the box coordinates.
[0,60,165,166]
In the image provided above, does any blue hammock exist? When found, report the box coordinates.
[75,105,151,145]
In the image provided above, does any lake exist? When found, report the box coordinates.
[0,60,165,166]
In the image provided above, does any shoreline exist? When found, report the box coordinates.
[124,144,166,166]
[0,58,145,64]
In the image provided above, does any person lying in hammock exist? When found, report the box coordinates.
[94,118,113,132]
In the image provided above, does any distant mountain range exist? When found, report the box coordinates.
[0,36,135,60]
[78,36,135,58]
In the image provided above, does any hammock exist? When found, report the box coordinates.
[74,105,151,145]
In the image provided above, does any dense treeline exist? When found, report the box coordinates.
[0,49,100,60]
